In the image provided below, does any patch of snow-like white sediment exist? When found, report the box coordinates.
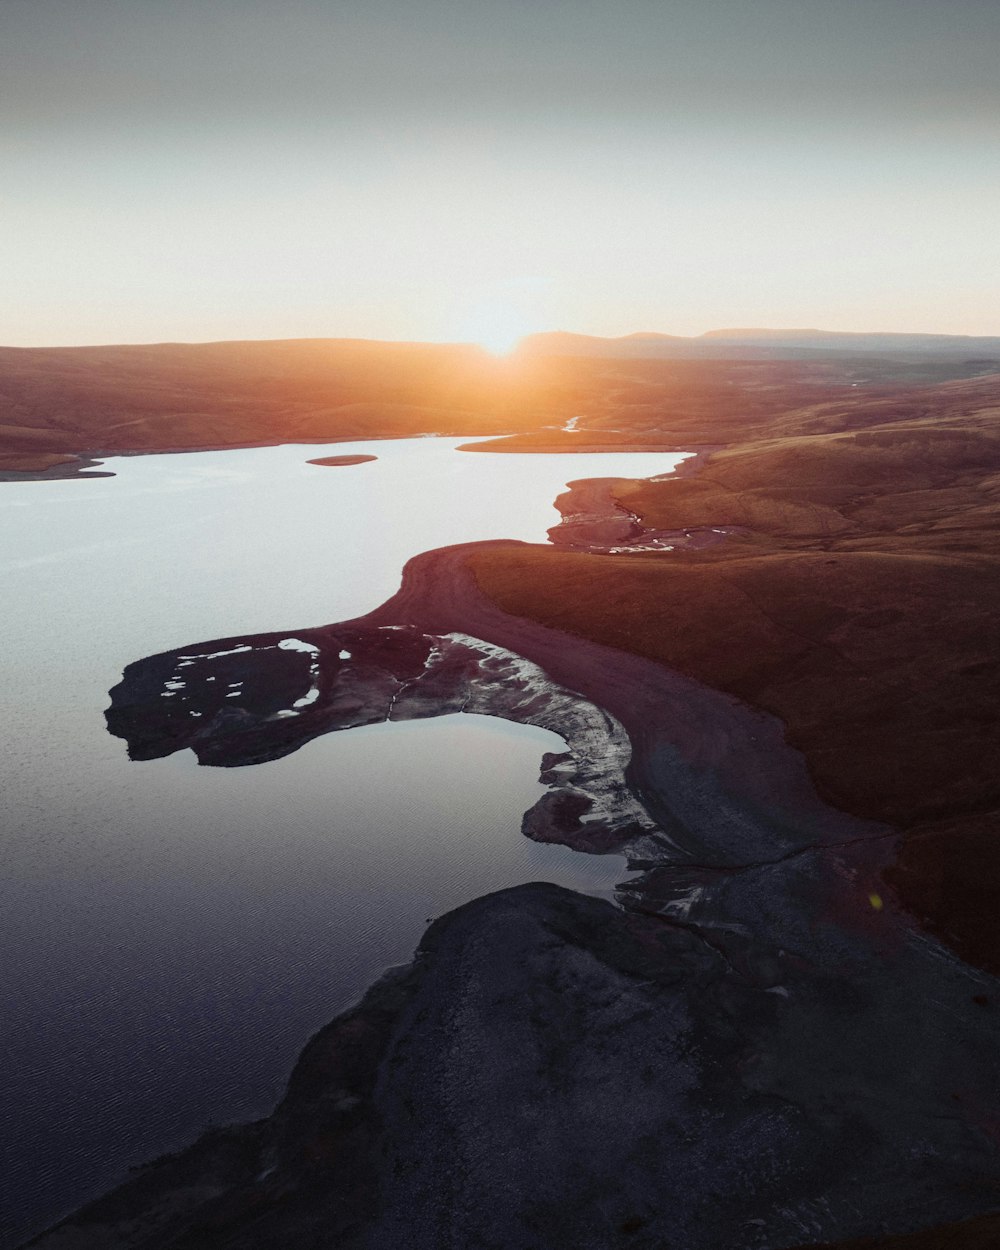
[279,638,322,710]
[162,637,325,720]
[177,644,254,661]
[444,632,660,850]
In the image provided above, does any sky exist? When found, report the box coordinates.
[2,0,999,348]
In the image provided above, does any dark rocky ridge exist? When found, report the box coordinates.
[469,380,1000,983]
[27,872,1000,1249]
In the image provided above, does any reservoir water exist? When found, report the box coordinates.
[0,437,687,1245]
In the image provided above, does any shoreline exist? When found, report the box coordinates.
[36,505,1000,1245]
[16,382,1000,1247]
[0,430,696,482]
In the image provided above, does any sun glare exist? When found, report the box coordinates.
[458,290,542,357]
[478,329,523,356]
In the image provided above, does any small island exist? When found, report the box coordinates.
[306,454,378,467]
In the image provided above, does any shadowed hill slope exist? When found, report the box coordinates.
[469,373,1000,975]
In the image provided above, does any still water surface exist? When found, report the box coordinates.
[0,437,687,1244]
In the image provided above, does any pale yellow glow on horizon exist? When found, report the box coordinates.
[473,324,528,356]
[2,128,998,347]
[456,280,549,357]
[478,335,522,356]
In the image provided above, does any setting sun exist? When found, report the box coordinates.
[477,329,523,355]
[453,277,550,357]
[462,312,530,357]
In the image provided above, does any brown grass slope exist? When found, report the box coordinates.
[0,339,564,465]
[0,340,988,472]
[469,374,1000,977]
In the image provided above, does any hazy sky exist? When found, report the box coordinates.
[3,0,998,346]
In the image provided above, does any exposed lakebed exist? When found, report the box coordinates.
[0,437,687,1246]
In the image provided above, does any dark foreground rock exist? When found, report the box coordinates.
[27,880,1000,1250]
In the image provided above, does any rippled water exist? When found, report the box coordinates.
[0,437,687,1245]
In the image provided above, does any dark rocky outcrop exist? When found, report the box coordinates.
[28,882,1000,1249]
[105,622,655,856]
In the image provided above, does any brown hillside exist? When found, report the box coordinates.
[470,374,1000,974]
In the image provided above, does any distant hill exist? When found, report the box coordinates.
[0,337,544,471]
[2,332,997,475]
[702,328,1000,355]
[520,328,1000,361]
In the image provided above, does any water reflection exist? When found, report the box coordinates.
[3,436,693,1246]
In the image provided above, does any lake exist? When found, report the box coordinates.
[0,437,687,1246]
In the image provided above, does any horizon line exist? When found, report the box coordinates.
[3,324,1000,352]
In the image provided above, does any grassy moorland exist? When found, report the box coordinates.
[469,372,1000,975]
[0,339,526,471]
[1,335,993,473]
